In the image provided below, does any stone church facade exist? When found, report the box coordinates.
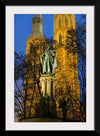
[23,14,80,119]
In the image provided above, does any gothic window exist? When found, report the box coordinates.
[65,17,68,27]
[59,34,62,44]
[59,18,61,28]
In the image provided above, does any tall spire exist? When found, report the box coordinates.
[33,14,43,19]
[28,14,45,39]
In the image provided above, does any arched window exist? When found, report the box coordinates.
[59,18,61,28]
[59,34,62,44]
[65,17,68,27]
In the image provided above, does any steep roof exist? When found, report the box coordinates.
[33,14,43,18]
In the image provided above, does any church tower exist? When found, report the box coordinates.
[26,14,45,56]
[53,14,75,45]
[24,14,46,117]
[53,14,80,118]
[29,14,44,39]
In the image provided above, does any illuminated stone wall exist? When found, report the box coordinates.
[53,14,80,116]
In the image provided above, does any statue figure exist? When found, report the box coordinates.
[41,52,46,74]
[41,44,57,74]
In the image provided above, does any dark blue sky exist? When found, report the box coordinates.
[14,14,81,55]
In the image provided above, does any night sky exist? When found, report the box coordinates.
[14,14,81,54]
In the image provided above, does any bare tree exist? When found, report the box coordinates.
[65,15,86,101]
[64,15,86,120]
[14,51,26,118]
[14,39,47,119]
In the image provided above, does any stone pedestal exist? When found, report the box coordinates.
[40,74,56,98]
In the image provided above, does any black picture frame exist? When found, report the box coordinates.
[2,0,99,135]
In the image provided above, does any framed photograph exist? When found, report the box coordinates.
[2,0,99,134]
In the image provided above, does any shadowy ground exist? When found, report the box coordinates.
[20,117,85,122]
[20,117,62,122]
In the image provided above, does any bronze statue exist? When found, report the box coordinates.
[41,44,57,74]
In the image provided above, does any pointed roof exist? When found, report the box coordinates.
[33,14,42,18]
